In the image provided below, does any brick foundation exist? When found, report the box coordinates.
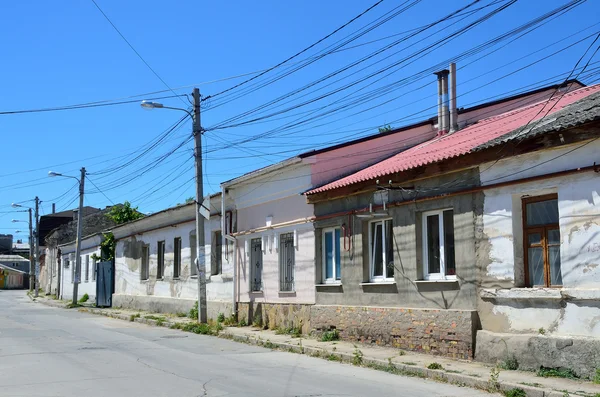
[237,302,312,334]
[310,305,478,359]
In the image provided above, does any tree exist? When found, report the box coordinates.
[106,201,144,225]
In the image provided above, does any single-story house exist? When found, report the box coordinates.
[304,81,600,377]
[111,194,228,318]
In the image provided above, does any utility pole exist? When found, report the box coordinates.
[34,197,40,298]
[72,168,86,305]
[193,88,207,323]
[28,208,33,292]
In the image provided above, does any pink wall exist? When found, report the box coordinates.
[308,124,436,188]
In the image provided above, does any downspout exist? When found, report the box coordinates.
[225,234,237,318]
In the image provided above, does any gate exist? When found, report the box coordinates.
[96,261,113,307]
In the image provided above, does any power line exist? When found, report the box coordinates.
[0,94,185,116]
[204,0,388,101]
[90,0,187,106]
[86,175,115,205]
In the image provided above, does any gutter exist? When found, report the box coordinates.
[224,234,237,318]
[231,217,315,237]
[313,162,600,222]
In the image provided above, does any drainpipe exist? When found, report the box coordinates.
[224,234,237,318]
[449,63,458,133]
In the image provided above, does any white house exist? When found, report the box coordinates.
[111,194,229,318]
[59,233,102,302]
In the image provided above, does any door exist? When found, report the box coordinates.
[96,261,113,307]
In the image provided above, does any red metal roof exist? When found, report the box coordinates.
[306,84,600,195]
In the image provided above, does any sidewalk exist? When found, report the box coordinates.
[31,294,600,397]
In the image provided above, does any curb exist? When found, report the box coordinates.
[35,300,587,397]
[219,333,568,397]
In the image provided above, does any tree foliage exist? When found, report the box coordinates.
[106,201,144,225]
[378,124,393,133]
[100,232,115,261]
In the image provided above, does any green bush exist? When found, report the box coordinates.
[536,366,578,380]
[594,368,600,384]
[78,293,89,303]
[188,301,198,319]
[320,329,340,342]
[504,388,527,397]
[499,354,519,370]
[427,362,444,370]
[217,312,225,323]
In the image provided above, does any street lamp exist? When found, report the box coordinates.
[11,203,36,294]
[140,89,208,323]
[48,168,86,305]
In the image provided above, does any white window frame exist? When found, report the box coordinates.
[368,218,394,282]
[422,209,456,281]
[322,227,341,284]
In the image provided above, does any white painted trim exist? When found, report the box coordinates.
[368,218,394,282]
[360,281,396,286]
[422,208,454,281]
[322,227,341,283]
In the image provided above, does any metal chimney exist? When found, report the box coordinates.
[434,69,450,135]
[449,63,458,133]
[52,203,56,214]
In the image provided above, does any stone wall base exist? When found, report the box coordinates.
[112,294,233,321]
[310,305,478,359]
[237,302,312,334]
[475,330,600,378]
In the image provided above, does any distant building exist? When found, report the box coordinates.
[0,234,13,255]
[0,255,30,276]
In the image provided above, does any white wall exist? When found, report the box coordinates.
[114,216,231,303]
[480,139,600,337]
[226,163,316,305]
[60,242,101,301]
[237,224,316,305]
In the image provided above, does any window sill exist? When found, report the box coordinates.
[278,291,296,296]
[250,290,264,295]
[481,288,600,301]
[360,281,396,286]
[315,283,342,287]
[415,279,459,284]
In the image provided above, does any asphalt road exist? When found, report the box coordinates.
[0,290,495,397]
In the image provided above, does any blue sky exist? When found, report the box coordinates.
[1,0,599,240]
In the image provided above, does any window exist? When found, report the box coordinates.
[190,231,197,276]
[85,255,89,282]
[422,209,455,280]
[157,241,165,279]
[92,258,96,281]
[322,228,341,283]
[523,195,561,287]
[211,231,222,276]
[173,237,181,279]
[71,258,75,283]
[141,245,149,281]
[369,219,394,281]
[250,238,263,291]
[279,232,295,291]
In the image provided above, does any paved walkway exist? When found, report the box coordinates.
[31,294,600,397]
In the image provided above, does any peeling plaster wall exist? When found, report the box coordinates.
[478,140,600,337]
[114,215,232,309]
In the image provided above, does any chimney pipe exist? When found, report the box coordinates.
[52,203,56,214]
[434,69,450,136]
[435,72,443,133]
[449,63,458,133]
